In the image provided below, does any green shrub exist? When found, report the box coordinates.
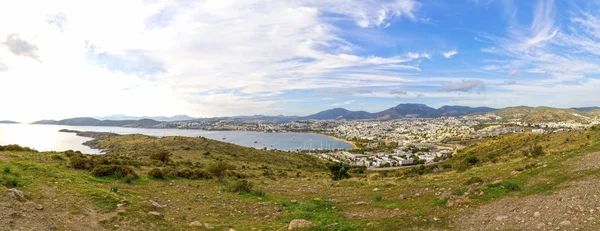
[110,185,119,193]
[148,168,165,179]
[502,181,522,191]
[466,177,484,185]
[252,190,266,197]
[150,150,171,163]
[327,162,351,181]
[229,180,253,193]
[123,175,136,184]
[208,162,235,179]
[466,156,480,165]
[91,165,138,178]
[70,156,92,170]
[177,168,209,179]
[529,145,545,157]
[3,166,11,174]
[4,177,19,187]
[51,154,65,161]
[374,194,383,201]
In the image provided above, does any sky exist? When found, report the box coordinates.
[1,0,600,122]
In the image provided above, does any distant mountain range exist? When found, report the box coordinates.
[32,117,162,127]
[0,120,20,124]
[29,103,600,127]
[94,114,196,122]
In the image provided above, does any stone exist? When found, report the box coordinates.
[433,217,440,221]
[533,211,541,218]
[204,223,215,229]
[288,219,314,230]
[7,188,26,202]
[398,194,406,200]
[373,188,380,192]
[440,190,453,200]
[355,201,368,205]
[35,204,44,210]
[559,220,571,226]
[446,199,455,207]
[495,215,508,221]
[189,221,203,227]
[150,200,165,209]
[291,200,298,204]
[148,211,163,219]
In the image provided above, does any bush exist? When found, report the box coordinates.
[148,168,165,179]
[208,162,235,179]
[374,194,383,201]
[110,185,119,193]
[252,190,266,197]
[91,165,138,178]
[502,181,522,191]
[150,150,171,163]
[529,145,545,157]
[4,177,19,187]
[466,177,484,185]
[51,154,65,161]
[229,180,253,193]
[327,162,351,181]
[466,156,480,165]
[3,166,11,174]
[177,168,209,179]
[70,156,92,170]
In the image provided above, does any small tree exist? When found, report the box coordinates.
[529,145,544,157]
[328,162,351,181]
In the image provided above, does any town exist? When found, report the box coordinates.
[151,112,600,169]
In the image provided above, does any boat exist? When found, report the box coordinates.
[222,136,226,140]
[254,141,258,144]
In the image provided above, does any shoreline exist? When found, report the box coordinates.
[326,135,358,149]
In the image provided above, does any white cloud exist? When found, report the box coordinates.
[442,50,458,58]
[0,0,426,120]
[330,100,355,107]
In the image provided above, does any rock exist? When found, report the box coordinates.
[35,204,44,210]
[511,170,520,175]
[440,190,453,200]
[495,215,508,221]
[491,180,503,184]
[148,211,163,219]
[466,187,476,195]
[373,188,380,192]
[227,229,236,231]
[399,194,406,200]
[189,221,203,227]
[204,223,214,229]
[559,220,571,226]
[288,219,315,230]
[446,199,455,207]
[7,188,26,202]
[330,182,340,187]
[150,200,165,209]
[290,200,298,204]
[433,217,440,221]
[355,201,368,205]
[414,192,422,197]
[533,211,541,218]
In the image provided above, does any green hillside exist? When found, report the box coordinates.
[494,106,591,123]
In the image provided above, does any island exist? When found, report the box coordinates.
[0,120,20,124]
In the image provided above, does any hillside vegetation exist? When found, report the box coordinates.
[0,127,600,230]
[494,106,591,123]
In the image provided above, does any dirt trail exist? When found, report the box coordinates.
[453,152,600,231]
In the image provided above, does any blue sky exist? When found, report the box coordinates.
[1,0,600,120]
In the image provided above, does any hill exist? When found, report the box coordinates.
[1,127,600,229]
[95,114,196,122]
[302,108,374,120]
[0,120,19,124]
[437,105,496,116]
[375,103,440,119]
[494,106,591,124]
[31,117,162,127]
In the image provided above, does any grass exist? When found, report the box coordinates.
[0,127,599,230]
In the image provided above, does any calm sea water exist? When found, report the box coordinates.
[0,124,351,154]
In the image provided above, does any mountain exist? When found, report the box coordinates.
[571,107,600,112]
[376,103,440,120]
[494,106,590,124]
[31,117,162,127]
[437,105,496,116]
[302,108,374,120]
[95,114,196,122]
[0,120,20,124]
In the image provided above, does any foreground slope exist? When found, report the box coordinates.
[0,127,600,230]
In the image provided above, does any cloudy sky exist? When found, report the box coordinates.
[1,0,600,122]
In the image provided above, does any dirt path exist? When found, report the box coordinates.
[452,152,600,231]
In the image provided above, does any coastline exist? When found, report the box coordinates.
[326,135,358,149]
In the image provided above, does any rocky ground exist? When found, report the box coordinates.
[454,152,600,231]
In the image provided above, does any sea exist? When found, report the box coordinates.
[0,124,351,154]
